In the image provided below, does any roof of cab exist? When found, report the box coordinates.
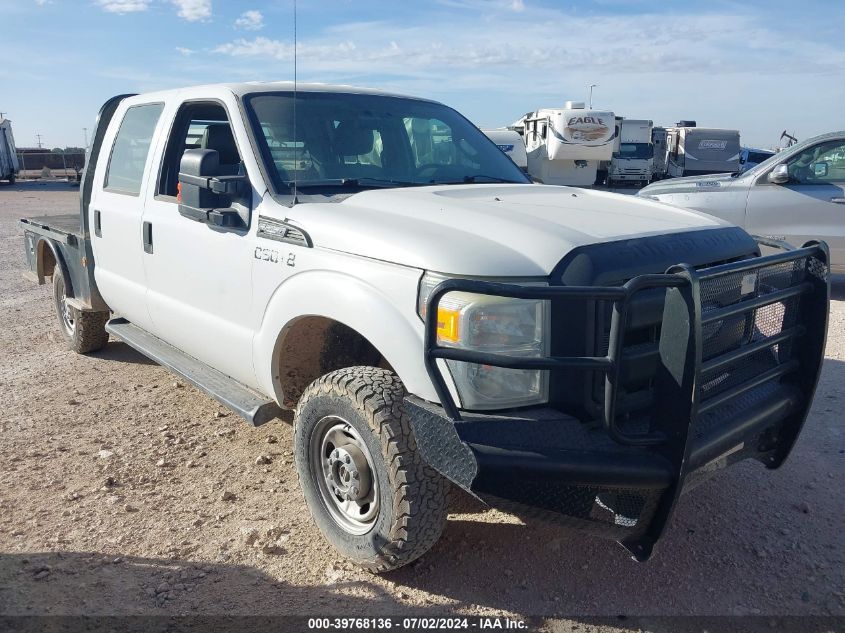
[123,81,437,103]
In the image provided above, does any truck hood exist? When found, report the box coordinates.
[639,173,742,197]
[287,184,732,276]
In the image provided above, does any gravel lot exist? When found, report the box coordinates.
[1,182,843,625]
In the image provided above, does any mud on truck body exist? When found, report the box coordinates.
[20,84,830,571]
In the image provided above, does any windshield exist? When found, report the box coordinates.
[244,92,529,196]
[614,143,653,159]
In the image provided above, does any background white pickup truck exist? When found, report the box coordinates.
[640,131,845,273]
[20,82,831,571]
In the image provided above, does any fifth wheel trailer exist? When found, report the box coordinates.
[481,128,528,172]
[514,101,615,187]
[665,125,741,177]
[0,118,19,184]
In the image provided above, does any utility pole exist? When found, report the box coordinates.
[35,133,43,149]
[587,84,598,108]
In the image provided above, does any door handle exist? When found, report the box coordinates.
[831,197,845,204]
[94,210,102,237]
[142,221,153,254]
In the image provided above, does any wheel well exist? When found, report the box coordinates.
[275,316,393,409]
[36,239,57,282]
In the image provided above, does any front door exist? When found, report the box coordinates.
[140,100,257,388]
[746,138,845,272]
[89,101,165,331]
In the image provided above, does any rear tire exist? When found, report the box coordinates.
[52,267,109,354]
[294,366,448,572]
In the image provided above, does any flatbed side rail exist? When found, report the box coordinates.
[19,217,78,246]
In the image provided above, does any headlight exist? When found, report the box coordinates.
[418,272,550,410]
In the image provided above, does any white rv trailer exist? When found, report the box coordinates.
[651,126,668,180]
[482,128,528,172]
[608,119,653,187]
[515,101,616,187]
[0,118,20,184]
[665,125,741,177]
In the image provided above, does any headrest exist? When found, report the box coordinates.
[201,124,240,165]
[334,122,374,157]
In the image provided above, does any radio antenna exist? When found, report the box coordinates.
[292,0,298,204]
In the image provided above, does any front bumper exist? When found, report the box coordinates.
[407,243,830,560]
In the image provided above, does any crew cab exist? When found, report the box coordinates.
[20,83,830,571]
[640,131,845,273]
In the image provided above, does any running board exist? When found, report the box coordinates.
[105,318,282,426]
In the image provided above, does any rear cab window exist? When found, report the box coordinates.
[104,103,164,196]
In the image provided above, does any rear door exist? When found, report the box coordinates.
[89,101,165,330]
[746,138,845,271]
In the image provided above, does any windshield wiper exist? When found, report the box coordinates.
[284,177,419,189]
[434,174,523,185]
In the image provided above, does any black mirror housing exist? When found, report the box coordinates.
[179,149,222,212]
[178,148,248,226]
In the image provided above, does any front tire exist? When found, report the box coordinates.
[294,367,448,572]
[52,267,109,354]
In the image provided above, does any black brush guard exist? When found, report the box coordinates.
[405,242,830,560]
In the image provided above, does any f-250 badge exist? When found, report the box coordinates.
[254,247,296,267]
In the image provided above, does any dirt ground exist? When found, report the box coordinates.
[0,182,843,626]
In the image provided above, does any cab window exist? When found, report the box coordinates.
[104,103,164,196]
[158,102,243,198]
[787,140,845,184]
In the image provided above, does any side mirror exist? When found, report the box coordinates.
[811,161,829,178]
[767,164,789,185]
[178,149,248,228]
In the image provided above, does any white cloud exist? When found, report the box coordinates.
[171,0,211,22]
[208,6,845,146]
[96,0,150,13]
[509,0,524,11]
[175,46,195,55]
[234,9,263,30]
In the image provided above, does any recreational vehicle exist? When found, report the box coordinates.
[650,126,667,180]
[665,125,741,177]
[482,128,528,172]
[608,119,653,187]
[0,118,19,184]
[515,101,615,187]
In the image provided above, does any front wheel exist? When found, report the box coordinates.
[294,367,448,572]
[52,267,109,354]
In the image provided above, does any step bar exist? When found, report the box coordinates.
[105,318,282,426]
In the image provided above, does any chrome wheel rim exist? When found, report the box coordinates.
[310,415,379,534]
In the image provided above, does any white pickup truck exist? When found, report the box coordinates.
[21,83,831,571]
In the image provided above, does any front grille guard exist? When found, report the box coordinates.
[423,242,829,559]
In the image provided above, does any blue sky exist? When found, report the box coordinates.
[1,0,842,149]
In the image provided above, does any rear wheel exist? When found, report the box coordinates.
[52,267,109,354]
[294,366,448,572]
